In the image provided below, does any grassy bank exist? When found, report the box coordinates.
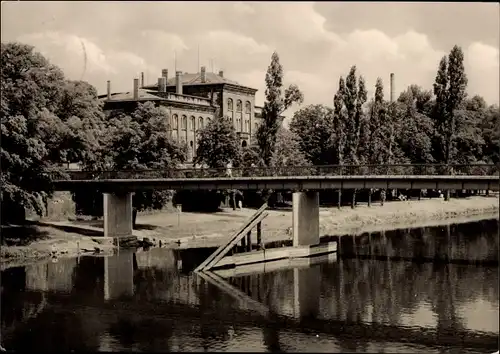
[1,224,115,270]
[1,196,498,268]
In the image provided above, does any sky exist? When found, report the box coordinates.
[2,1,499,119]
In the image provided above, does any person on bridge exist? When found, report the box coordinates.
[226,161,233,177]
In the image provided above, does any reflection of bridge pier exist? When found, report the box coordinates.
[293,267,321,319]
[24,252,135,301]
[104,251,135,300]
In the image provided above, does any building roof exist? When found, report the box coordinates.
[98,89,166,102]
[171,72,240,86]
[143,72,255,90]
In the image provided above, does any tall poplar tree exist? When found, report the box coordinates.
[432,45,468,200]
[333,77,347,208]
[364,78,387,165]
[256,51,303,166]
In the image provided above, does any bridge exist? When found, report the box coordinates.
[51,164,499,242]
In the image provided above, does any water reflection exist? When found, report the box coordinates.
[336,219,499,264]
[1,219,498,352]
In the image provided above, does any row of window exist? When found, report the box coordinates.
[169,113,260,134]
[171,114,211,131]
[228,98,251,114]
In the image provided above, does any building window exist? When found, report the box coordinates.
[235,100,243,132]
[228,98,233,111]
[254,122,259,131]
[206,117,211,124]
[244,101,252,133]
[198,117,204,129]
[190,116,195,131]
[241,140,247,148]
[172,114,179,129]
[181,115,187,130]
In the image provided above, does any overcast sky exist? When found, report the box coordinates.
[2,1,499,118]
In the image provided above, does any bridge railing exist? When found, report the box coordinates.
[51,164,499,181]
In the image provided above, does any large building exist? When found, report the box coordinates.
[99,67,265,161]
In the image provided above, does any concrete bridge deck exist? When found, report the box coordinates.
[54,174,500,192]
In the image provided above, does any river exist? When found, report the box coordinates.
[1,219,498,352]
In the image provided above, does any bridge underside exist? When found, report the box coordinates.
[101,190,321,243]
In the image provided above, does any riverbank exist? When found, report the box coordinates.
[1,196,498,268]
[0,224,115,270]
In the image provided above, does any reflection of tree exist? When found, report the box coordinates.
[108,317,174,352]
[6,309,100,351]
[354,219,498,262]
[230,252,498,334]
[71,256,106,301]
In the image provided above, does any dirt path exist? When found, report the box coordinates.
[1,196,498,268]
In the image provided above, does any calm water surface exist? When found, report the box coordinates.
[1,219,499,352]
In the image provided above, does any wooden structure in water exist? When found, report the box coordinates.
[194,202,337,272]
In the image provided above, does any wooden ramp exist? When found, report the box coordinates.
[196,271,270,316]
[194,203,269,272]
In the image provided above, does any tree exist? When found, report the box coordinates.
[343,65,367,165]
[480,104,500,164]
[256,51,304,166]
[335,66,367,208]
[104,102,187,226]
[57,80,107,169]
[432,46,468,167]
[237,145,265,168]
[195,115,240,169]
[432,56,449,164]
[289,104,335,165]
[333,77,347,168]
[395,87,434,164]
[363,78,388,165]
[270,127,310,168]
[432,46,468,200]
[444,46,468,167]
[1,42,98,221]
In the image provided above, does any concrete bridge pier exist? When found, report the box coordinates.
[103,192,133,238]
[292,191,320,247]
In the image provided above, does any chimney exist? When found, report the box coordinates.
[161,77,167,92]
[390,73,395,103]
[161,69,168,79]
[157,78,163,92]
[133,78,139,100]
[218,70,224,78]
[141,72,144,88]
[176,71,183,95]
[201,66,206,83]
[107,80,111,100]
